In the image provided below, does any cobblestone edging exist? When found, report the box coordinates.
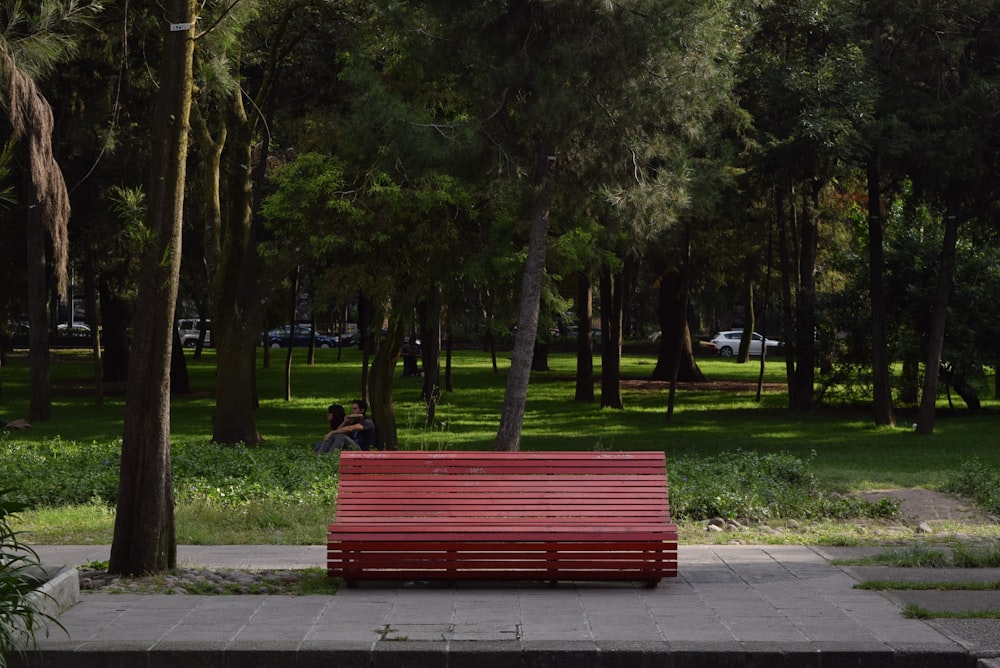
[78,567,309,595]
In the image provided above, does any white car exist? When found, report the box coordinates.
[177,318,212,347]
[709,330,780,357]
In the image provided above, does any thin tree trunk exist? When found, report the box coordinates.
[26,196,50,421]
[84,259,103,406]
[867,157,895,426]
[109,1,195,576]
[495,149,555,451]
[284,267,299,401]
[916,208,960,434]
[599,264,623,410]
[777,187,797,404]
[792,183,819,411]
[756,228,774,402]
[738,283,755,363]
[574,271,594,402]
[420,285,443,427]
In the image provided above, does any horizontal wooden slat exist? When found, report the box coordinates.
[327,451,677,584]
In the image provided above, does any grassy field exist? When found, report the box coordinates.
[2,346,999,545]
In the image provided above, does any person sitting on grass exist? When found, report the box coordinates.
[313,404,346,453]
[314,400,376,453]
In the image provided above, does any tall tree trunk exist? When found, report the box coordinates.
[738,282,755,363]
[792,183,819,412]
[777,186,797,404]
[99,285,129,383]
[109,1,195,576]
[420,285,443,426]
[916,207,960,434]
[84,259,103,406]
[209,82,269,444]
[213,325,261,444]
[495,149,555,451]
[26,197,50,421]
[7,49,72,422]
[652,266,704,383]
[756,228,774,402]
[370,310,405,450]
[574,271,594,402]
[284,267,299,401]
[867,156,895,426]
[169,329,190,396]
[666,224,697,417]
[899,356,920,404]
[599,263,623,410]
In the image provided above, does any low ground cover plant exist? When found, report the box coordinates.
[944,458,1000,516]
[0,491,63,668]
[669,450,898,521]
[2,348,998,544]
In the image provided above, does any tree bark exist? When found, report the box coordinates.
[599,263,623,410]
[26,194,51,421]
[777,186,798,404]
[916,209,960,434]
[370,310,405,450]
[652,267,704,383]
[792,183,819,411]
[109,1,195,576]
[738,283,754,363]
[209,80,271,444]
[420,285,443,427]
[495,149,555,451]
[867,156,895,426]
[574,271,594,402]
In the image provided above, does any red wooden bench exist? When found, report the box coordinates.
[327,451,678,585]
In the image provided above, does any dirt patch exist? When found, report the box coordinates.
[858,488,998,526]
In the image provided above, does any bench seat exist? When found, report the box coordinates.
[327,451,678,584]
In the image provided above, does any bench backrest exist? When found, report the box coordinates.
[335,451,670,524]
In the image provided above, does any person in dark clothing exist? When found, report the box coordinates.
[313,404,347,453]
[315,400,376,452]
[401,337,421,377]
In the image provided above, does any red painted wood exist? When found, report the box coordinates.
[327,451,678,584]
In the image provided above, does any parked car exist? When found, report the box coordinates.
[709,330,781,357]
[56,323,91,337]
[267,325,338,348]
[177,318,212,347]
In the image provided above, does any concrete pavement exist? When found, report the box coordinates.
[9,543,1000,667]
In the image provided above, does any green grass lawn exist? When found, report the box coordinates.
[3,346,999,545]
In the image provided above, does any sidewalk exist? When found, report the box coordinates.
[12,544,1000,667]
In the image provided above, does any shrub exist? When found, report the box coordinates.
[0,439,340,510]
[944,458,1000,516]
[668,450,898,522]
[0,491,63,668]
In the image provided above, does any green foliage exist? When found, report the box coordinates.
[865,544,950,568]
[944,459,1000,516]
[950,543,1000,569]
[0,439,121,506]
[0,439,340,509]
[669,450,898,522]
[0,490,62,667]
[4,350,998,544]
[903,603,1000,620]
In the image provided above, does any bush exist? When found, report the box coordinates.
[0,438,340,510]
[944,458,1000,515]
[0,491,62,668]
[668,450,898,522]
